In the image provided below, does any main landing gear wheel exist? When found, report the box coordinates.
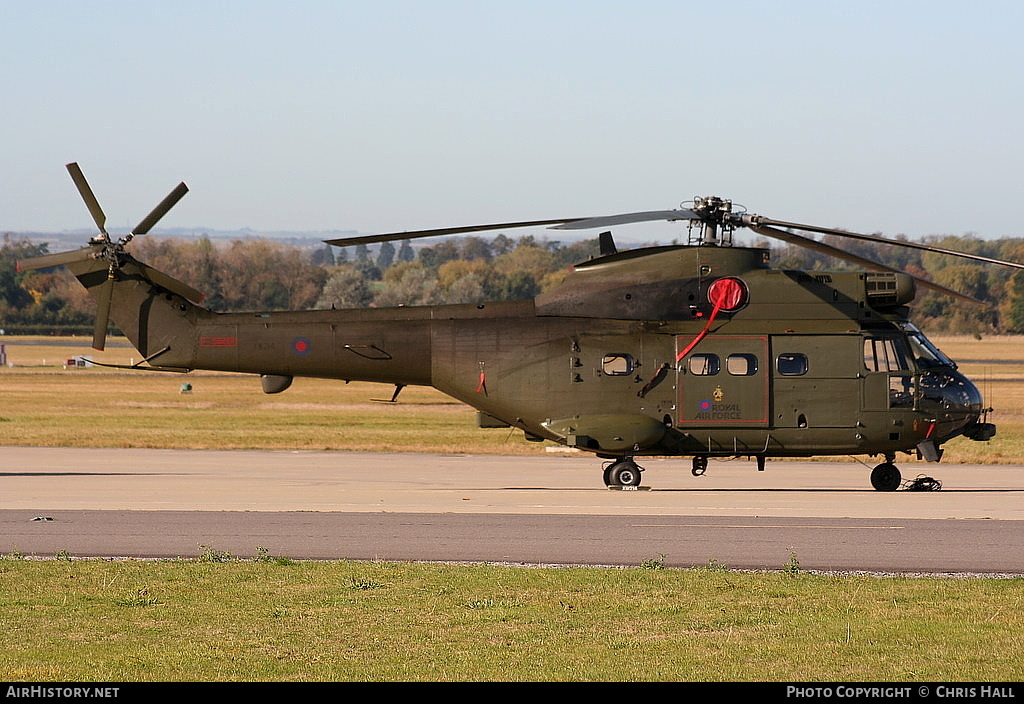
[870,462,902,492]
[603,459,643,487]
[691,456,708,476]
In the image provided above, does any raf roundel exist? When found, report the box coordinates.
[292,337,311,356]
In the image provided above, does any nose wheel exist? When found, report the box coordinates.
[603,458,643,487]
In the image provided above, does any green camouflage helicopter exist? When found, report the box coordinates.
[18,163,1019,491]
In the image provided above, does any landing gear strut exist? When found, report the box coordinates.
[603,458,643,487]
[870,458,902,492]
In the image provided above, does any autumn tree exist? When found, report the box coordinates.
[373,261,435,307]
[316,265,373,309]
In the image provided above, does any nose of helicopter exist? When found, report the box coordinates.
[919,367,993,442]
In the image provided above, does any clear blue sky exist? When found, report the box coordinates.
[3,0,1023,243]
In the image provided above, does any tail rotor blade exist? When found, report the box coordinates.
[16,245,100,272]
[132,182,189,236]
[66,163,108,237]
[138,261,205,302]
[92,275,114,351]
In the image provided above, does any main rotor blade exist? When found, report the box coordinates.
[15,245,100,272]
[324,208,708,247]
[66,162,108,236]
[137,261,205,303]
[92,275,114,351]
[749,224,985,305]
[549,209,701,230]
[324,218,590,247]
[132,182,189,235]
[746,216,1024,271]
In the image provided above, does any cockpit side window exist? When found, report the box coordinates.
[863,337,911,372]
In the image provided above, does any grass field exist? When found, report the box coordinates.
[1,557,1022,682]
[2,334,1022,682]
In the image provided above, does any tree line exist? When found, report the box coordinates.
[2,230,1023,335]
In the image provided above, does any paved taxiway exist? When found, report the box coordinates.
[2,447,1023,572]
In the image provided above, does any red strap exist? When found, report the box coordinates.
[675,279,744,362]
[676,300,723,362]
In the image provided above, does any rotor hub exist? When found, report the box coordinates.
[686,196,742,246]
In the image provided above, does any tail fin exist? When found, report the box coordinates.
[61,251,206,366]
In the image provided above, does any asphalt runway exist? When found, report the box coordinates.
[2,446,1023,573]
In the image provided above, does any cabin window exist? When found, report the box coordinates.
[777,353,808,376]
[726,353,758,376]
[863,337,910,372]
[602,354,634,376]
[688,353,720,376]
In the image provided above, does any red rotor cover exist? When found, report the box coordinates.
[707,277,747,312]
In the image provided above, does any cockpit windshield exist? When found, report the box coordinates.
[899,323,955,369]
